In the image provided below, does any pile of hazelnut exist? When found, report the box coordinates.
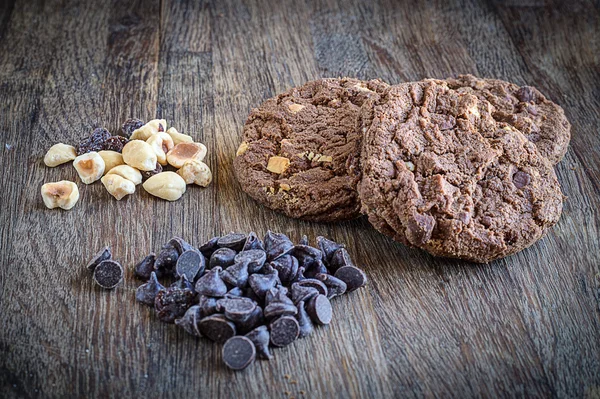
[41,118,212,210]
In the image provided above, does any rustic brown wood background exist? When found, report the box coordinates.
[1,0,599,397]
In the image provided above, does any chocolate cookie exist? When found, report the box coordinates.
[234,78,388,222]
[446,74,571,165]
[359,80,563,263]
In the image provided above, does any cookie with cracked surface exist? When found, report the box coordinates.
[359,79,563,263]
[234,78,388,222]
[446,74,571,165]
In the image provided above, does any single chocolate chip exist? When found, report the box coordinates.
[243,286,262,306]
[217,232,247,252]
[174,305,202,337]
[513,170,531,189]
[317,236,344,264]
[222,336,256,371]
[264,285,289,306]
[264,231,294,261]
[295,278,327,297]
[194,267,228,297]
[328,247,354,272]
[269,254,299,285]
[170,275,195,292]
[270,316,299,347]
[198,295,219,318]
[304,259,328,278]
[516,86,537,103]
[292,245,323,266]
[291,266,307,284]
[93,260,123,289]
[243,231,265,251]
[315,273,347,299]
[199,236,220,258]
[176,250,205,282]
[225,287,244,297]
[168,236,196,255]
[291,283,319,305]
[236,306,264,335]
[86,246,111,271]
[234,250,266,274]
[334,265,367,292]
[298,235,309,246]
[245,325,272,360]
[296,300,314,338]
[306,294,332,325]
[217,297,257,324]
[134,253,156,280]
[154,246,180,277]
[198,314,236,343]
[209,247,237,269]
[135,271,165,306]
[248,269,279,299]
[154,287,195,323]
[264,301,298,320]
[406,213,435,246]
[221,261,250,288]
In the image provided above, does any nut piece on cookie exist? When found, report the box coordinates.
[106,164,142,185]
[143,171,187,201]
[288,103,305,114]
[98,150,125,174]
[74,152,105,184]
[177,160,212,187]
[266,156,290,174]
[166,127,193,146]
[41,180,79,210]
[167,142,207,168]
[44,143,77,167]
[122,140,158,171]
[101,174,136,200]
[236,142,249,156]
[147,132,175,166]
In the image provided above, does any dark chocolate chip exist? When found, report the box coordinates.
[217,297,257,324]
[174,305,202,337]
[225,287,244,297]
[303,259,328,278]
[315,273,347,299]
[222,336,256,371]
[296,300,314,338]
[154,246,179,277]
[198,314,237,343]
[513,170,531,189]
[264,286,289,306]
[245,325,272,360]
[176,250,205,282]
[170,275,195,292]
[295,278,327,297]
[516,86,537,103]
[269,316,299,347]
[221,261,250,288]
[169,236,195,255]
[292,245,323,266]
[134,253,156,280]
[154,286,195,323]
[217,232,247,252]
[264,301,298,320]
[86,246,111,271]
[248,269,279,299]
[269,254,299,285]
[291,266,307,283]
[306,294,332,325]
[234,250,267,274]
[291,283,319,305]
[317,236,344,264]
[236,306,264,335]
[93,260,123,289]
[199,236,220,258]
[243,231,265,251]
[194,267,228,297]
[135,271,165,306]
[209,247,237,269]
[334,265,367,292]
[328,247,354,273]
[264,231,294,261]
[198,295,219,318]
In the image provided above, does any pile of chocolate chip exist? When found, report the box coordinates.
[134,231,367,370]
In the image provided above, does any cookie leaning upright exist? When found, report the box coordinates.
[446,74,571,165]
[234,78,388,222]
[359,80,563,263]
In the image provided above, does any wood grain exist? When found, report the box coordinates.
[1,0,599,398]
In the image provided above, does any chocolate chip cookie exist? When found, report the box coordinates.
[446,74,571,165]
[359,79,563,263]
[234,78,388,222]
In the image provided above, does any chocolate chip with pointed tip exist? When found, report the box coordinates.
[154,246,179,277]
[234,250,267,274]
[136,272,165,306]
[175,305,202,337]
[170,275,195,292]
[243,231,265,251]
[225,287,244,297]
[317,236,344,264]
[296,300,314,338]
[248,269,279,299]
[198,295,219,318]
[298,235,309,246]
[269,316,299,347]
[199,236,220,258]
[223,336,256,371]
[270,255,299,285]
[245,325,272,360]
[198,314,237,343]
[291,283,319,305]
[93,260,123,289]
[295,278,327,297]
[265,286,289,306]
[334,265,367,292]
[134,253,156,280]
[154,286,195,323]
[217,232,247,252]
[263,231,294,261]
[176,250,205,282]
[86,246,112,271]
[264,301,298,320]
[236,306,264,335]
[328,247,354,272]
[306,294,332,325]
[315,273,347,298]
[291,266,307,284]
[194,267,228,297]
[303,259,328,278]
[221,261,249,288]
[209,247,237,269]
[168,236,195,255]
[217,297,257,324]
[292,245,323,266]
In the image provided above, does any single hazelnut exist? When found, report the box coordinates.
[177,160,212,187]
[101,174,136,200]
[142,172,187,201]
[41,181,79,210]
[44,143,77,167]
[106,164,142,185]
[98,150,125,174]
[73,152,105,184]
[267,156,290,174]
[122,140,158,171]
[166,142,207,168]
[166,127,193,146]
[147,132,174,166]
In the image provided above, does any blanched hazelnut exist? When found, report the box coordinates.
[122,140,158,171]
[106,164,142,185]
[98,150,125,174]
[142,171,186,201]
[44,143,77,167]
[146,132,174,166]
[130,119,167,141]
[101,174,136,200]
[177,160,212,187]
[41,180,79,210]
[166,142,207,168]
[266,156,290,174]
[73,152,105,184]
[166,127,193,146]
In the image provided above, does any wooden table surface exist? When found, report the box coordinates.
[1,0,599,397]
